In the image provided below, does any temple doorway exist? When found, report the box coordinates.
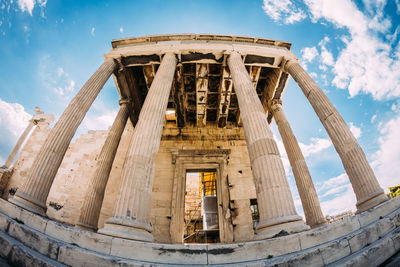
[183,170,220,243]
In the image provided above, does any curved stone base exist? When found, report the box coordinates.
[1,197,400,266]
[8,194,46,216]
[356,190,388,214]
[99,222,154,242]
[255,214,310,239]
[255,219,310,240]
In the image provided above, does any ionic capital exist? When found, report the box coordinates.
[119,98,132,106]
[268,99,283,113]
[282,57,299,73]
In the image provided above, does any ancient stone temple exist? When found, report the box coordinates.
[0,34,399,266]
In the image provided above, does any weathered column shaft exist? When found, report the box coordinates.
[228,51,308,238]
[285,59,387,213]
[99,53,177,241]
[76,100,130,231]
[10,59,117,215]
[3,120,35,168]
[271,101,326,227]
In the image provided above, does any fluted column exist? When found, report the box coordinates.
[9,58,117,215]
[3,120,34,168]
[271,100,326,228]
[284,59,388,213]
[98,53,177,241]
[228,51,308,239]
[76,99,130,231]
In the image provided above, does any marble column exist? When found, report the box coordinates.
[284,59,388,213]
[9,58,117,215]
[228,51,309,239]
[270,100,326,228]
[3,120,34,169]
[98,53,177,241]
[76,99,130,231]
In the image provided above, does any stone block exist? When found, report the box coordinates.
[45,220,113,254]
[0,198,22,219]
[207,234,301,264]
[19,207,48,232]
[266,246,324,267]
[57,245,119,267]
[0,230,14,258]
[7,220,59,260]
[387,208,400,227]
[357,196,400,227]
[10,244,64,267]
[375,217,396,238]
[333,235,396,267]
[0,213,9,232]
[319,238,351,265]
[299,215,360,249]
[110,237,208,264]
[390,227,400,250]
[347,226,378,253]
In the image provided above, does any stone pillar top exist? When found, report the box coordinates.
[268,99,283,112]
[282,57,299,73]
[118,98,132,106]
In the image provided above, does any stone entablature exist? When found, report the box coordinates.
[0,34,390,265]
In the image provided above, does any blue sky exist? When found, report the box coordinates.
[0,0,399,216]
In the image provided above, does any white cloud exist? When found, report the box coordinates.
[372,113,400,191]
[299,137,332,157]
[17,0,35,15]
[16,0,47,15]
[316,173,356,215]
[91,27,95,37]
[301,46,318,63]
[317,173,348,192]
[81,109,117,131]
[348,122,362,139]
[320,46,334,66]
[262,0,306,24]
[320,183,356,215]
[396,0,400,14]
[302,0,400,99]
[79,99,118,133]
[0,99,31,165]
[119,26,123,33]
[371,114,377,123]
[39,58,76,98]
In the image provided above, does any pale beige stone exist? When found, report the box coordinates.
[99,53,177,241]
[228,51,308,238]
[76,100,130,231]
[10,59,117,215]
[271,100,326,228]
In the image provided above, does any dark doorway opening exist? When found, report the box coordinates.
[183,170,220,243]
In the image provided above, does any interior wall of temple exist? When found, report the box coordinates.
[4,117,53,199]
[6,120,258,243]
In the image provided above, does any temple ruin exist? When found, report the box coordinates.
[0,34,399,266]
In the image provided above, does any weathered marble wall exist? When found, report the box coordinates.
[7,122,257,243]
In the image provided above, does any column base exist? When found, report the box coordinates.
[99,223,154,242]
[356,190,388,214]
[8,193,46,216]
[98,217,154,242]
[75,222,97,232]
[254,215,310,240]
[309,217,328,229]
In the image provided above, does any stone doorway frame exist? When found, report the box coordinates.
[169,149,233,243]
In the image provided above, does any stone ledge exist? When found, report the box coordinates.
[0,197,399,265]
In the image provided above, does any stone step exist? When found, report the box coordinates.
[0,197,399,266]
[0,229,65,267]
